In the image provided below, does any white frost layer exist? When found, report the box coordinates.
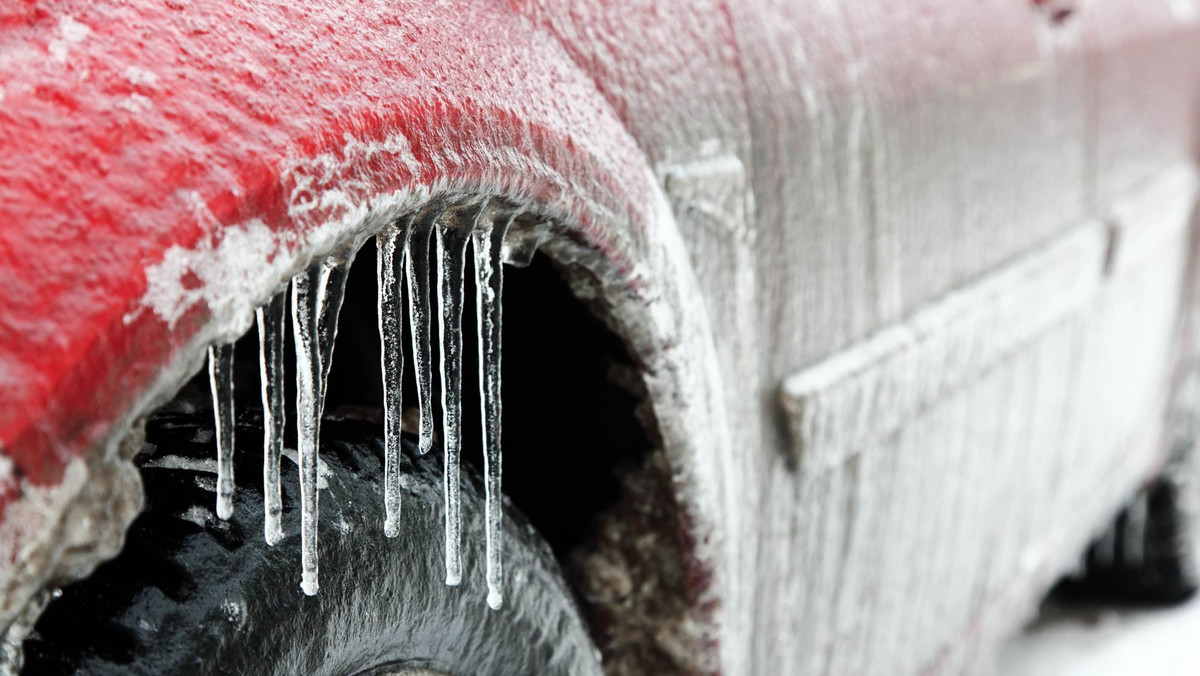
[781,221,1106,476]
[767,162,1197,676]
[142,212,287,335]
[1107,163,1199,275]
[0,457,13,494]
[140,128,434,347]
[141,455,218,473]
[48,15,89,64]
[780,162,1199,478]
[0,439,142,655]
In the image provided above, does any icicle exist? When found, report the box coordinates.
[318,251,354,397]
[292,269,323,596]
[208,343,236,520]
[292,249,356,596]
[437,206,479,587]
[474,209,514,610]
[407,207,440,457]
[257,289,287,545]
[377,218,412,538]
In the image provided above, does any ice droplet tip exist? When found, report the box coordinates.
[486,589,503,610]
[383,519,400,538]
[301,574,319,596]
[445,572,462,586]
[216,498,233,521]
[418,437,432,455]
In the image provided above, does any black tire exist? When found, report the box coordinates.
[23,410,603,675]
[1071,440,1199,604]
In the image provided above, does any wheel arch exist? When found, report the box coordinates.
[0,2,733,671]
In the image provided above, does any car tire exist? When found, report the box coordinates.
[1074,440,1199,604]
[22,410,603,676]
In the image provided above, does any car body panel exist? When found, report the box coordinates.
[1,1,1198,674]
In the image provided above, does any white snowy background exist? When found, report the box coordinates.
[1000,595,1200,675]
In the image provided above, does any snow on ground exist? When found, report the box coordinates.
[999,595,1200,675]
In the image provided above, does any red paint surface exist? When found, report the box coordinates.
[0,1,660,490]
[4,2,1200,673]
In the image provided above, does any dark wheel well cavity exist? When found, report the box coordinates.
[26,226,703,674]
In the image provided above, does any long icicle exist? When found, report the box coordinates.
[209,343,236,520]
[292,249,355,596]
[474,209,514,609]
[257,289,287,545]
[407,207,441,457]
[292,267,322,595]
[378,218,412,537]
[437,207,477,586]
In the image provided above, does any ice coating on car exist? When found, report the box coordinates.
[1,0,668,646]
[291,251,354,596]
[474,209,513,610]
[377,218,411,538]
[208,343,236,521]
[436,213,475,588]
[257,290,287,546]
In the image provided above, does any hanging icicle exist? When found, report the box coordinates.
[436,206,477,587]
[318,253,353,397]
[474,208,515,610]
[208,343,236,520]
[257,289,287,546]
[378,216,412,538]
[292,248,356,596]
[205,198,526,608]
[407,206,441,457]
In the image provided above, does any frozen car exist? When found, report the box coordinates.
[1,0,1198,674]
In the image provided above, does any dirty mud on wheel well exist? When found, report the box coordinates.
[315,243,705,674]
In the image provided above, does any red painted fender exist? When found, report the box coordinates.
[14,2,1194,673]
[0,1,739,656]
[0,0,663,486]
